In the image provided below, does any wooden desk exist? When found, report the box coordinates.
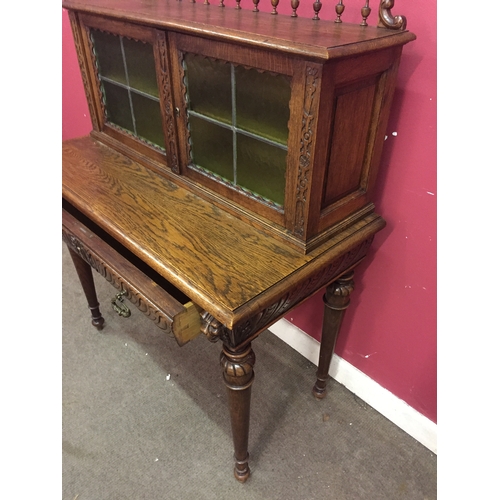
[62,0,414,481]
[63,135,384,480]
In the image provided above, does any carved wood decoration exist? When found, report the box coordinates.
[63,226,181,337]
[378,0,407,30]
[69,0,414,254]
[312,0,322,20]
[361,0,372,26]
[63,0,415,482]
[200,236,373,348]
[294,65,319,238]
[335,1,345,23]
[175,47,192,168]
[155,31,180,173]
[84,25,107,130]
[220,343,256,482]
[167,0,408,29]
[68,12,101,130]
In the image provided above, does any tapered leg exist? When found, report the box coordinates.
[312,271,355,399]
[220,343,255,482]
[67,246,105,330]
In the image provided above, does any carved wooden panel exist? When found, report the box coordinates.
[68,11,101,130]
[293,65,320,238]
[379,0,407,30]
[201,236,374,348]
[155,31,180,173]
[63,225,178,336]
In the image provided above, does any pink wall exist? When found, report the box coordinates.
[62,1,436,423]
[283,2,437,424]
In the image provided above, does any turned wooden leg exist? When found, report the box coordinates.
[67,246,105,330]
[312,270,355,399]
[220,343,255,483]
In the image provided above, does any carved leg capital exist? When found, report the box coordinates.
[324,270,355,309]
[313,271,355,399]
[220,344,256,390]
[220,343,255,482]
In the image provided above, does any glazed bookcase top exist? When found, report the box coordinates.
[63,0,416,255]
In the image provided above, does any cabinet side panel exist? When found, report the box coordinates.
[322,78,378,208]
[317,48,403,234]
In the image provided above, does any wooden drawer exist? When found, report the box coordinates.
[62,203,202,346]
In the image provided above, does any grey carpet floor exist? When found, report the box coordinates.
[62,244,436,499]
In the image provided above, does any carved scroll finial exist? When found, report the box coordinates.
[378,0,407,30]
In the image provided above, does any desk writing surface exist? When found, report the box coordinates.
[63,136,384,327]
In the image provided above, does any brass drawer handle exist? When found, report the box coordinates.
[111,291,131,317]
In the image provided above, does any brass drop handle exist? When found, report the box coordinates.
[111,291,131,317]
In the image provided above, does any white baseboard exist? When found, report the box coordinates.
[268,319,437,454]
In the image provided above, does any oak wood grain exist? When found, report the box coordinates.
[62,136,384,327]
[62,0,412,483]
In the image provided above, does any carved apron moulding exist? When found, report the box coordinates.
[63,228,176,334]
[200,237,373,346]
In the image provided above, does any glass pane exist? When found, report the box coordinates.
[101,80,134,132]
[235,66,291,145]
[185,53,232,124]
[122,37,159,98]
[131,92,164,148]
[237,133,286,206]
[90,30,127,85]
[189,116,234,182]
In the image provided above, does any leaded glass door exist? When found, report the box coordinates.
[183,53,291,208]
